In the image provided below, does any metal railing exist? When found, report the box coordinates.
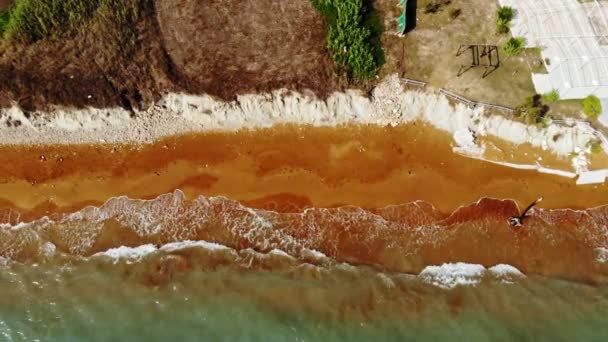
[401,78,427,88]
[438,88,514,113]
[402,79,608,145]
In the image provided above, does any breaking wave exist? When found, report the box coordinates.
[0,190,607,281]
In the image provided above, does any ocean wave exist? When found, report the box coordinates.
[82,240,528,289]
[419,263,526,289]
[0,190,607,280]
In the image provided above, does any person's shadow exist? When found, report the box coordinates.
[405,0,417,33]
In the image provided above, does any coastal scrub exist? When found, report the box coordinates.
[583,95,602,120]
[0,10,9,36]
[542,89,560,103]
[495,6,514,34]
[1,0,140,43]
[503,37,525,56]
[515,94,550,125]
[312,0,384,81]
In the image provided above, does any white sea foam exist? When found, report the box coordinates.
[160,240,231,253]
[39,242,57,258]
[419,263,487,289]
[489,264,525,277]
[419,263,525,289]
[93,244,158,264]
[595,248,608,263]
[300,248,329,261]
[268,249,294,258]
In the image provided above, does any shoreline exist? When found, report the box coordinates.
[0,124,607,224]
[0,75,604,164]
[1,188,608,281]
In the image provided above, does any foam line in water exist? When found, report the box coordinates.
[419,263,526,289]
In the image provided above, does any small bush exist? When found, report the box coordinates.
[1,0,140,43]
[516,94,550,125]
[590,141,603,154]
[496,6,514,34]
[496,17,510,34]
[542,89,560,103]
[582,95,602,119]
[424,0,452,14]
[450,8,462,19]
[503,37,525,56]
[313,0,384,81]
[0,11,9,36]
[497,6,514,21]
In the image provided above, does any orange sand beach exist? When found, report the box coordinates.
[0,123,605,221]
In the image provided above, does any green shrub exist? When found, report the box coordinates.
[503,37,525,56]
[496,6,514,34]
[516,94,550,125]
[582,95,602,119]
[0,11,9,36]
[496,17,510,34]
[497,6,514,21]
[3,0,100,41]
[1,0,140,43]
[312,0,384,81]
[542,89,560,103]
[590,141,603,154]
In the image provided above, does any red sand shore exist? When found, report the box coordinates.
[0,123,605,221]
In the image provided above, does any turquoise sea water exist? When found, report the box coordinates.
[1,254,608,342]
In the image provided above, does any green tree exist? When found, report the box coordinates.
[582,95,602,119]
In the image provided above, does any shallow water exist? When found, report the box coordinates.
[1,249,608,341]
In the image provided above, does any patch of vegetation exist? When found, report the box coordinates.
[3,0,100,41]
[589,141,603,154]
[515,94,550,125]
[496,6,514,34]
[1,0,140,43]
[582,95,602,119]
[449,8,461,20]
[0,10,9,36]
[424,0,452,14]
[542,89,560,103]
[503,37,525,56]
[312,0,384,81]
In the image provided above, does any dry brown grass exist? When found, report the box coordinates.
[155,0,335,100]
[0,0,335,110]
[375,0,543,108]
[0,0,10,11]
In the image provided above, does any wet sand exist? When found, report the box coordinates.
[0,123,606,222]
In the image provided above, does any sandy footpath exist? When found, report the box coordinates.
[0,75,603,171]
